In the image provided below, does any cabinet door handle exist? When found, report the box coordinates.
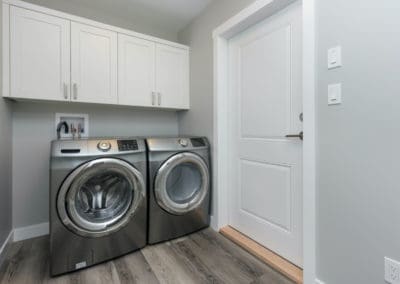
[63,83,68,99]
[151,92,156,105]
[73,83,78,100]
[158,92,161,106]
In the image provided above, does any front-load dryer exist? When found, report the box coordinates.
[50,138,147,276]
[146,137,211,244]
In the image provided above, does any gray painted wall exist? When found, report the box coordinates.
[21,0,178,41]
[0,2,13,249]
[12,102,178,228]
[0,101,12,245]
[316,1,400,283]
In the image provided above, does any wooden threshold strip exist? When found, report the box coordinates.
[220,226,303,284]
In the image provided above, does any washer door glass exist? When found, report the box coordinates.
[155,152,209,215]
[57,158,145,237]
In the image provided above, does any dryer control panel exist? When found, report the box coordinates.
[146,137,209,152]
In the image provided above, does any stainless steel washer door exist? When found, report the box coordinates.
[57,158,145,238]
[155,152,209,215]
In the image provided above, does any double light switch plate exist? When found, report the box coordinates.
[327,45,342,106]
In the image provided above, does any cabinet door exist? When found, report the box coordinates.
[155,44,189,109]
[118,34,155,107]
[10,6,70,101]
[71,22,117,104]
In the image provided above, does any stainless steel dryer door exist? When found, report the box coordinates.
[154,152,210,215]
[57,158,145,237]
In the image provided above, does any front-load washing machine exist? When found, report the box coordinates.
[146,137,211,244]
[50,138,147,276]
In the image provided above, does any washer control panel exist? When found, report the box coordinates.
[53,138,145,157]
[97,141,111,152]
[118,140,138,151]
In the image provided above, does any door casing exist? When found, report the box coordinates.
[212,0,316,283]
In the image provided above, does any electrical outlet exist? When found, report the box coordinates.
[385,257,400,283]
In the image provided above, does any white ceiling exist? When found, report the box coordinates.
[72,0,213,35]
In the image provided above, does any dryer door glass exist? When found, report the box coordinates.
[155,152,209,215]
[57,158,145,237]
[166,162,202,204]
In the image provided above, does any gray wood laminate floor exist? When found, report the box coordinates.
[0,229,294,284]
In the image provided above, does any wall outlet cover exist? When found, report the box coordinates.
[385,257,400,284]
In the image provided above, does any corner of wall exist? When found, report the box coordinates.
[0,0,14,259]
[0,230,13,265]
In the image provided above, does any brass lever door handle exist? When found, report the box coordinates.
[286,131,303,140]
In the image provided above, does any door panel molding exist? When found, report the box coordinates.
[238,158,292,232]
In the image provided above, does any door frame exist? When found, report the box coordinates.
[212,0,316,283]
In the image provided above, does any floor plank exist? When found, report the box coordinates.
[220,226,303,284]
[0,229,295,284]
[168,238,225,283]
[142,242,199,284]
[113,251,158,284]
[200,229,292,282]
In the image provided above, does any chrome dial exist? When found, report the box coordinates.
[178,138,189,147]
[97,141,111,152]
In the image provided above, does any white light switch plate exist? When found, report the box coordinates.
[328,83,342,105]
[328,46,342,69]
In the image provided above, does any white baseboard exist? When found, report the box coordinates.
[210,215,219,231]
[13,222,49,242]
[316,279,325,284]
[0,230,13,259]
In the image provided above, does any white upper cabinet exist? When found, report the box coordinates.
[118,36,190,109]
[71,22,118,104]
[118,34,155,107]
[4,2,189,109]
[155,44,189,109]
[10,6,70,101]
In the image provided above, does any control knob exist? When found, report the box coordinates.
[178,138,189,147]
[97,141,111,152]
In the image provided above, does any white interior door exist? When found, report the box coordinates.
[10,6,70,101]
[228,3,303,266]
[155,44,189,109]
[118,34,155,107]
[71,22,117,104]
